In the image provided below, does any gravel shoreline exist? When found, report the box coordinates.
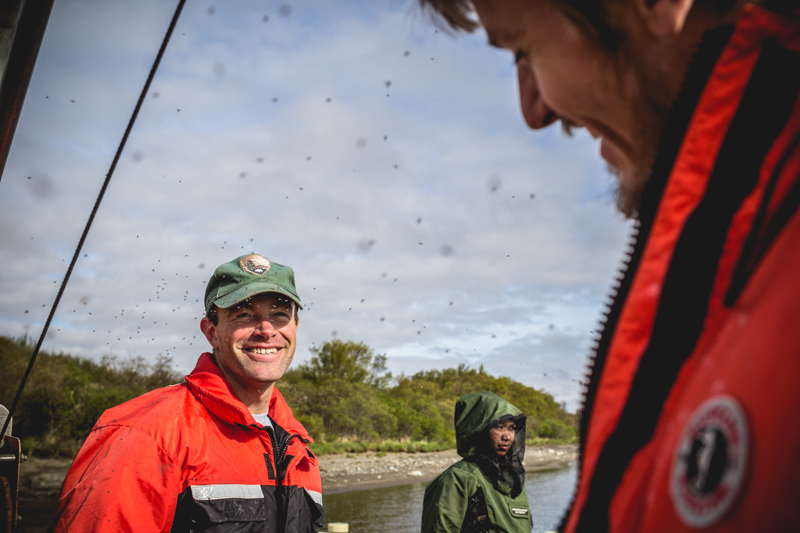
[20,444,578,499]
[320,444,577,494]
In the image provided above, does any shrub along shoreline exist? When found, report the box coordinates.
[1,336,578,457]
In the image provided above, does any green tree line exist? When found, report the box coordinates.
[0,335,182,456]
[1,335,577,457]
[281,339,577,453]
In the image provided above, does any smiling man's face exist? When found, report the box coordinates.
[472,0,673,216]
[201,293,297,405]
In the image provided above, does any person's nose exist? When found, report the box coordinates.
[517,63,558,130]
[253,318,277,338]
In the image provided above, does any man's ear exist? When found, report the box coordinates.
[200,317,219,350]
[639,0,694,37]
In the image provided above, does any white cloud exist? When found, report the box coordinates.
[0,0,631,412]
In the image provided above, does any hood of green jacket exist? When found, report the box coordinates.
[454,391,526,459]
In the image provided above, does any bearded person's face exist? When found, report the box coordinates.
[473,0,677,218]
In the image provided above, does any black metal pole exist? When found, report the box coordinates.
[0,0,187,445]
[0,0,55,183]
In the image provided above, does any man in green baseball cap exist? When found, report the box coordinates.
[52,254,323,531]
[200,253,303,409]
[204,253,302,317]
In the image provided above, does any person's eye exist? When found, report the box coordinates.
[233,312,253,320]
[271,311,291,324]
[513,50,526,65]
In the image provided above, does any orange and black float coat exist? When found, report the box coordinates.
[50,353,323,532]
[562,5,800,532]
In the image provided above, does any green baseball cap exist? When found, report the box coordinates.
[204,254,302,314]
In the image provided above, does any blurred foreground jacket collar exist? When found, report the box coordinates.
[563,7,800,532]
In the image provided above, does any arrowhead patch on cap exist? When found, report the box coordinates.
[239,254,271,276]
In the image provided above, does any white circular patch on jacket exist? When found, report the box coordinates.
[670,396,749,528]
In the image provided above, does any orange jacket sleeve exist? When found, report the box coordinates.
[50,424,182,532]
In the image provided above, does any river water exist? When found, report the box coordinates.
[323,461,578,532]
[19,461,577,532]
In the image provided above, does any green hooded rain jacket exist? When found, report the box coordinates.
[421,391,533,532]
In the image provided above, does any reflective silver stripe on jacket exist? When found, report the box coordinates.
[191,484,263,501]
[305,488,323,507]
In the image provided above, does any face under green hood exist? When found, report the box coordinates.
[454,391,527,459]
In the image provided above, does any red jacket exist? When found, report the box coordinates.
[50,353,323,532]
[564,6,800,532]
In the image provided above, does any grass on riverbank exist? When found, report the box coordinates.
[528,437,579,446]
[310,440,451,456]
[309,436,577,456]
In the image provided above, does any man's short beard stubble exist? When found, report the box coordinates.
[557,47,670,219]
[609,41,673,219]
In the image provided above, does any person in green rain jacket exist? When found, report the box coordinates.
[422,391,533,532]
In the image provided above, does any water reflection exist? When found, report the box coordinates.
[323,462,577,533]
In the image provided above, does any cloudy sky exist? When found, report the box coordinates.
[0,0,631,411]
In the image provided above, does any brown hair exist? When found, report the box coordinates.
[418,0,741,50]
[418,0,620,49]
[418,0,478,33]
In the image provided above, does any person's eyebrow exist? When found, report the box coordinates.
[229,302,254,313]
